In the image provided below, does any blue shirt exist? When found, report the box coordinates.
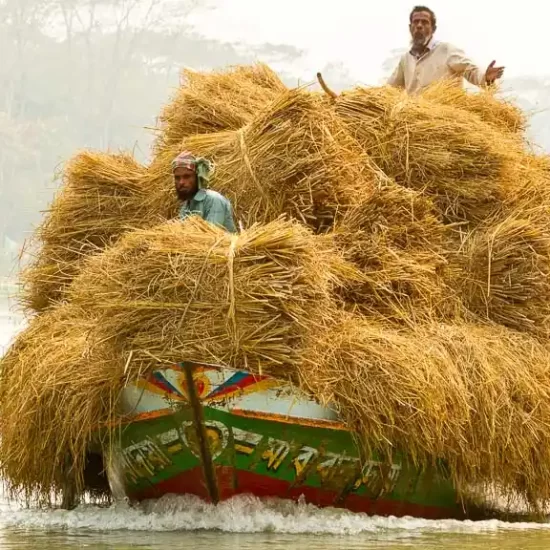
[178,189,237,233]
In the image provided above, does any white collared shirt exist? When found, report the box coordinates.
[387,38,487,94]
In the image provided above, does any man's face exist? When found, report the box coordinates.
[409,11,433,46]
[174,167,198,201]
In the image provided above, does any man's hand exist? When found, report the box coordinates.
[485,60,505,84]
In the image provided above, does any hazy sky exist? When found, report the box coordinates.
[188,0,550,86]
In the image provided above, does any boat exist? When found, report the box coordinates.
[104,361,468,520]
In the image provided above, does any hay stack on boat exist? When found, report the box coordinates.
[5,63,550,512]
[19,151,177,314]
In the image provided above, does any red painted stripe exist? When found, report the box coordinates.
[131,466,210,502]
[128,466,461,520]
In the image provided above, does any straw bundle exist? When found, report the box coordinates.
[498,153,550,215]
[20,151,177,313]
[420,80,526,136]
[151,89,375,231]
[301,315,550,509]
[455,216,550,335]
[336,179,445,253]
[334,180,461,321]
[334,86,517,222]
[154,64,287,153]
[0,305,117,503]
[67,216,357,375]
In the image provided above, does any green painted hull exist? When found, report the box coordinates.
[110,362,465,519]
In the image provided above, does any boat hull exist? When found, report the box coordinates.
[112,362,463,519]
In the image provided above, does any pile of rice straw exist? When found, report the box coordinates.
[5,64,550,512]
[19,151,177,313]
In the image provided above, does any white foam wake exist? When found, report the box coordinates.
[0,494,549,535]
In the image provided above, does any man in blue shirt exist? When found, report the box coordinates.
[172,151,237,233]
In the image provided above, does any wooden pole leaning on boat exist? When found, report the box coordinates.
[317,72,338,100]
[183,362,220,504]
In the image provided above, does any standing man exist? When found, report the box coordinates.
[172,151,237,233]
[388,6,505,94]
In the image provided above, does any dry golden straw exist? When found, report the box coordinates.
[334,85,521,223]
[419,79,526,136]
[68,216,357,373]
[0,305,117,504]
[5,63,550,515]
[333,179,461,322]
[454,215,550,335]
[498,153,550,216]
[154,63,287,154]
[19,151,177,314]
[1,217,358,502]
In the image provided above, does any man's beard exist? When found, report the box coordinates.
[413,32,430,46]
[176,188,193,201]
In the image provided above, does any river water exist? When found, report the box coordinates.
[2,297,550,549]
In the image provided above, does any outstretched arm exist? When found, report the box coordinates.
[447,46,504,87]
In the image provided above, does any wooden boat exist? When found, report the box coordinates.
[108,361,466,519]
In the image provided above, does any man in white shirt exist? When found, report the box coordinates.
[388,6,504,94]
